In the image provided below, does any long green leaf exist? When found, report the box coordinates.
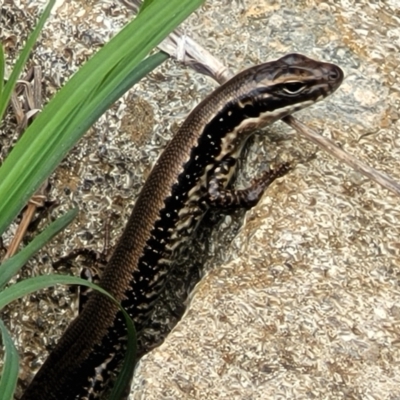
[0,43,4,96]
[70,51,169,148]
[0,320,19,400]
[0,0,204,236]
[138,0,156,14]
[109,306,137,399]
[0,208,78,290]
[0,275,112,310]
[107,51,169,106]
[0,275,136,398]
[0,0,55,121]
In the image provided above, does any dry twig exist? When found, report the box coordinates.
[4,66,49,260]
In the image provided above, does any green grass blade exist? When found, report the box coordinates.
[138,0,156,14]
[0,320,19,400]
[109,306,137,399]
[68,51,169,150]
[0,52,167,236]
[0,0,55,121]
[0,275,136,397]
[0,0,203,236]
[0,208,78,290]
[0,275,110,310]
[101,51,169,115]
[0,43,4,96]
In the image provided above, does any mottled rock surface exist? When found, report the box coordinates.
[1,1,399,399]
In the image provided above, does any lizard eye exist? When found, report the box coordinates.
[281,81,307,95]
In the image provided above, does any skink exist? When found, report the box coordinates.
[22,53,343,399]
